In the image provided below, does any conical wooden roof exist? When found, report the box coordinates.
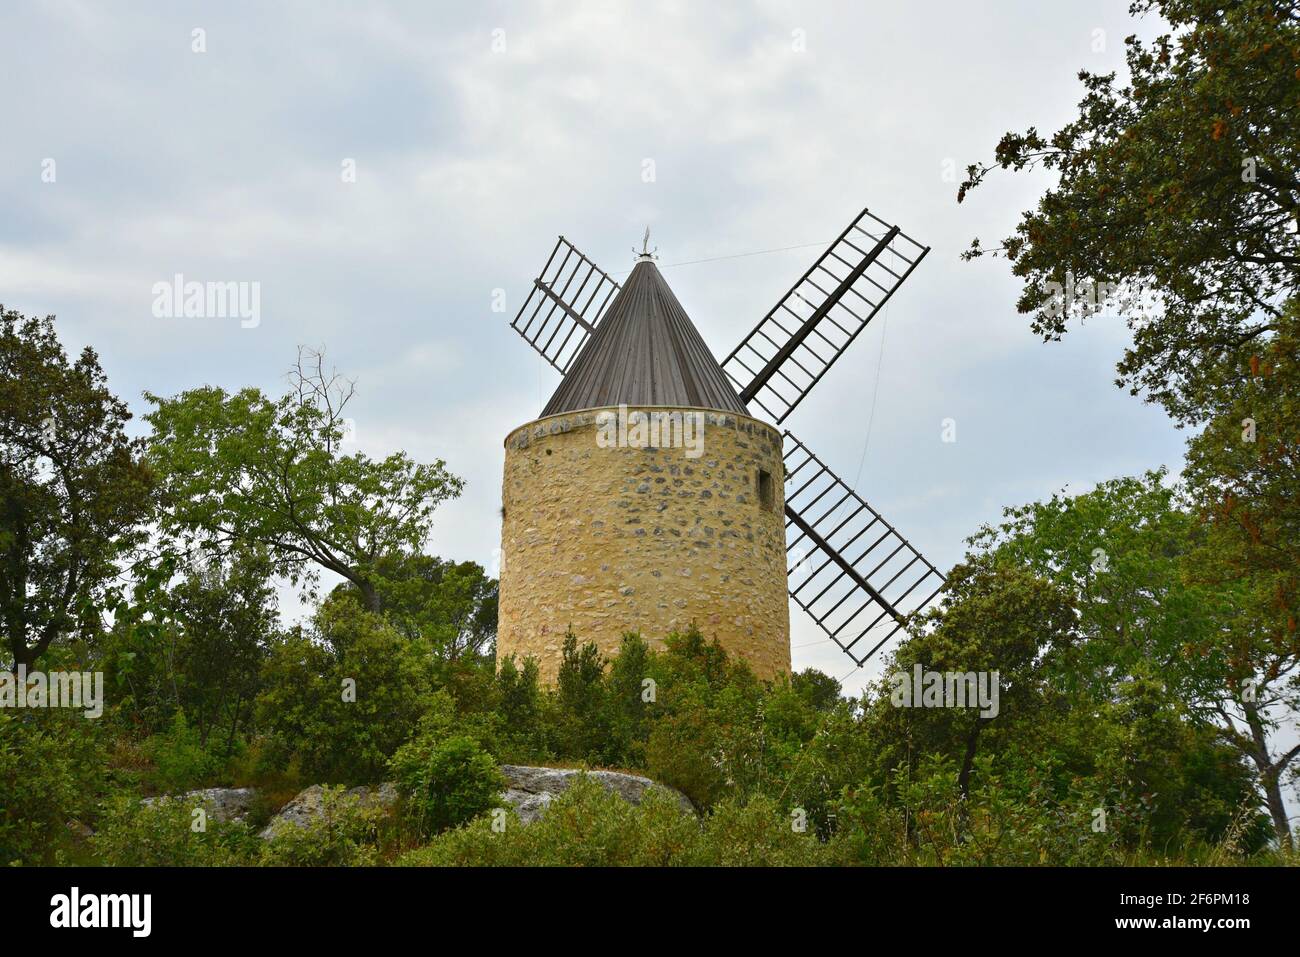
[541,260,746,417]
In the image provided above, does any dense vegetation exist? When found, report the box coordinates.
[1,0,1296,866]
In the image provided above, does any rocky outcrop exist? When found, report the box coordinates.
[142,787,257,823]
[500,765,696,824]
[259,783,398,840]
[255,767,693,836]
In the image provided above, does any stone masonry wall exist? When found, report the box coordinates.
[498,407,790,682]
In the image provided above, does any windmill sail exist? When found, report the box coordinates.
[722,209,928,424]
[783,431,945,666]
[511,236,621,374]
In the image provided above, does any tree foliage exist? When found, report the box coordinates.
[0,308,154,666]
[145,348,463,612]
[254,596,436,783]
[959,0,1300,425]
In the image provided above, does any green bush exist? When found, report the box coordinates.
[827,755,1126,867]
[90,794,260,866]
[0,710,104,865]
[253,598,435,783]
[144,711,223,794]
[644,710,727,809]
[390,734,504,837]
[684,795,830,867]
[257,786,388,866]
[397,774,836,867]
[227,737,305,814]
[397,774,700,867]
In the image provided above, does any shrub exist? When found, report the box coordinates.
[0,710,104,865]
[389,734,504,837]
[253,599,435,783]
[398,774,700,867]
[257,786,387,866]
[831,755,1127,867]
[644,710,726,809]
[144,711,222,794]
[227,736,305,816]
[90,794,260,866]
[397,775,834,867]
[685,795,829,867]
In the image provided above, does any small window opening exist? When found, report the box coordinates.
[757,469,774,510]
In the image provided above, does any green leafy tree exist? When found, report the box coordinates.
[791,668,843,712]
[169,551,277,755]
[970,472,1213,699]
[0,308,154,667]
[1180,302,1299,845]
[1181,300,1299,643]
[496,654,541,730]
[145,347,463,612]
[1087,672,1271,851]
[253,596,435,782]
[958,0,1300,846]
[97,554,183,733]
[958,0,1300,425]
[553,630,610,761]
[603,633,652,766]
[972,475,1297,846]
[373,553,497,661]
[868,558,1078,802]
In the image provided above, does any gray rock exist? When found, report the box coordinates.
[256,767,693,837]
[499,765,696,822]
[259,783,398,840]
[502,787,555,825]
[142,787,257,823]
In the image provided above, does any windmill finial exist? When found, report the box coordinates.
[635,227,658,262]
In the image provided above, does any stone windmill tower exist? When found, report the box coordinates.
[498,209,945,682]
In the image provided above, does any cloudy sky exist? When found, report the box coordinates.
[2,0,1186,695]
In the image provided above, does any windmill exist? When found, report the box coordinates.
[500,206,945,677]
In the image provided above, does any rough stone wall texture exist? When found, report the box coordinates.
[498,406,790,682]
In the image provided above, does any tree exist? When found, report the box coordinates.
[957,0,1300,847]
[973,474,1298,847]
[0,308,154,667]
[791,668,843,712]
[603,633,652,766]
[254,596,435,783]
[553,631,610,762]
[372,553,498,660]
[958,0,1300,425]
[1181,302,1300,845]
[1182,301,1299,641]
[145,348,463,612]
[170,551,278,755]
[870,558,1078,801]
[969,471,1214,700]
[496,654,541,730]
